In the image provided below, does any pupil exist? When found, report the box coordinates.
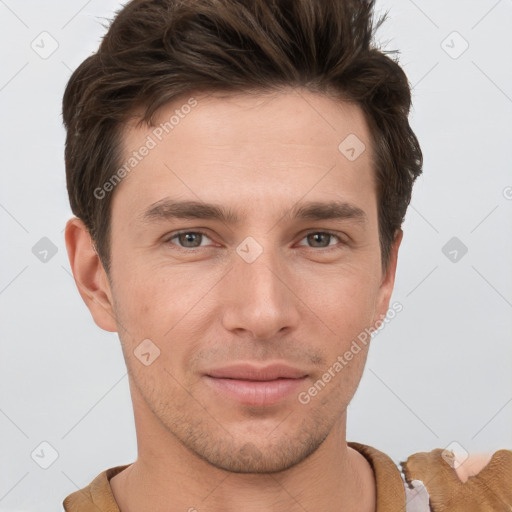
[310,233,328,247]
[181,233,200,247]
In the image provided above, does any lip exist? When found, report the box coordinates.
[204,363,308,406]
[205,363,308,381]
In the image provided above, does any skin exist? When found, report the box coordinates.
[65,87,404,511]
[454,453,494,483]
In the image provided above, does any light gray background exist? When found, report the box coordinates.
[1,1,511,511]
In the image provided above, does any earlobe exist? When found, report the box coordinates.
[64,217,118,332]
[372,229,403,328]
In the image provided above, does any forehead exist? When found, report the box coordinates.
[149,89,370,145]
[111,88,376,223]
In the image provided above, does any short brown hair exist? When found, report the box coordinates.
[63,0,423,275]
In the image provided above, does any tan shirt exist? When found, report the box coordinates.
[62,442,512,512]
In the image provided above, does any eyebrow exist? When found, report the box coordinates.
[138,198,367,226]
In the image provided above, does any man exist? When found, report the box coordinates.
[61,0,512,510]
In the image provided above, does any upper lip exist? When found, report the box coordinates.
[205,363,308,381]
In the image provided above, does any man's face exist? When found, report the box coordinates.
[99,88,399,473]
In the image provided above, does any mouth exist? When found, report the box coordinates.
[203,363,308,406]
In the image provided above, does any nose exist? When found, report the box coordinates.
[220,242,301,341]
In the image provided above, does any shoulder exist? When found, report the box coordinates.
[401,447,512,512]
[62,464,130,511]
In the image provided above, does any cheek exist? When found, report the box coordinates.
[295,270,378,393]
[308,282,375,395]
[112,265,212,368]
[109,266,165,356]
[299,267,378,335]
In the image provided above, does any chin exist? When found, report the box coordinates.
[190,428,326,474]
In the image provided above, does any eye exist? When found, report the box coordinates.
[163,230,346,251]
[297,231,345,250]
[164,230,213,249]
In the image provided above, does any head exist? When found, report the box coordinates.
[64,0,422,473]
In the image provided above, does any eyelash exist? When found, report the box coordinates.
[163,230,347,252]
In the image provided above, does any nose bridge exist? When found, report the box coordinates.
[238,240,283,298]
[222,235,299,338]
[236,235,287,303]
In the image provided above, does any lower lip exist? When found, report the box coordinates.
[204,376,307,406]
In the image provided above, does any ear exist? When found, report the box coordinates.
[372,229,403,327]
[64,217,117,332]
